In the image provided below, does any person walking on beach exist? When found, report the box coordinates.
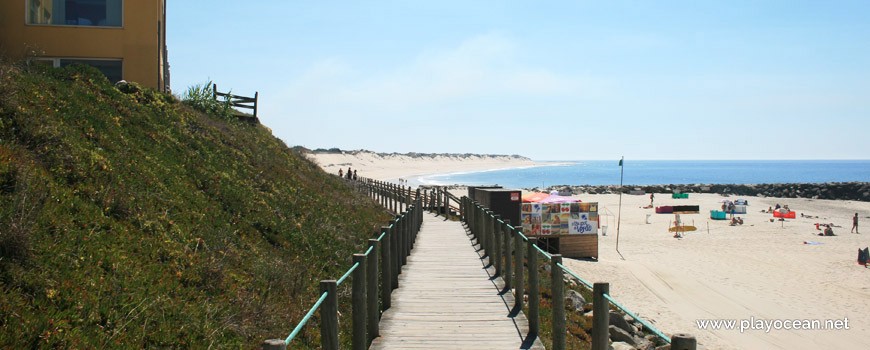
[650,193,655,207]
[339,168,343,178]
[853,213,859,234]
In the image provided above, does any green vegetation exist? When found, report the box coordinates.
[0,62,390,348]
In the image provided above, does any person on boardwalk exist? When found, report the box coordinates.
[853,213,859,234]
[346,167,352,179]
[352,170,357,181]
[338,168,343,178]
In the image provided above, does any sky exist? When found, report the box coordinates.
[167,1,870,161]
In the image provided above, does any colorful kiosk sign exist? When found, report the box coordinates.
[521,193,599,259]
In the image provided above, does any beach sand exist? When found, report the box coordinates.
[307,151,549,184]
[313,153,870,349]
[557,193,870,349]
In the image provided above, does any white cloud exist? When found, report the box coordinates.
[272,33,577,114]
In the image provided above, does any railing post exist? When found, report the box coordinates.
[367,239,379,340]
[592,282,610,350]
[552,254,566,350]
[320,280,339,350]
[527,237,539,338]
[671,334,697,350]
[514,228,524,311]
[389,220,400,283]
[352,254,367,350]
[444,188,449,220]
[494,214,502,276]
[261,340,286,350]
[397,215,406,267]
[380,227,392,309]
[503,219,512,290]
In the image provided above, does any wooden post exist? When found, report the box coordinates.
[352,254,367,350]
[320,280,339,350]
[261,339,286,350]
[390,220,400,282]
[592,282,610,350]
[395,215,408,270]
[528,237,539,337]
[367,239,379,340]
[503,219,512,290]
[444,188,449,220]
[494,214,502,276]
[380,227,392,308]
[212,83,217,100]
[552,254,566,350]
[253,91,258,118]
[514,228,524,311]
[671,334,697,350]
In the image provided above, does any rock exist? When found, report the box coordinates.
[609,325,636,345]
[584,303,593,312]
[634,337,656,350]
[584,310,594,318]
[566,290,586,312]
[611,341,636,350]
[610,311,634,334]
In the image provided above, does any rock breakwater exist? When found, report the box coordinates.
[531,182,870,202]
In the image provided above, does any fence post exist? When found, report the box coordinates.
[397,215,406,267]
[390,220,400,283]
[320,280,339,350]
[514,228,524,311]
[592,282,610,350]
[261,340,286,350]
[495,215,504,276]
[527,237,539,338]
[444,188,449,220]
[352,254,367,350]
[367,239,379,340]
[380,227,392,309]
[503,219,512,290]
[552,254,566,350]
[671,334,697,350]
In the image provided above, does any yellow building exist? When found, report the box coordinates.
[0,0,169,92]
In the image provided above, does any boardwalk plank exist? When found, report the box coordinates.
[370,212,544,350]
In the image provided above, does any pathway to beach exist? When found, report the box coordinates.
[370,212,543,349]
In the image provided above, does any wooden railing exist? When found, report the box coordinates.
[262,179,421,350]
[462,197,698,350]
[212,83,258,119]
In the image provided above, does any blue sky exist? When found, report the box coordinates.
[168,1,869,160]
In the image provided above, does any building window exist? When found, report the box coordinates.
[28,0,122,27]
[35,58,123,83]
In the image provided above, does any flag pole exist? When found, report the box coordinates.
[616,156,624,257]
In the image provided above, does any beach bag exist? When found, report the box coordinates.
[860,248,869,265]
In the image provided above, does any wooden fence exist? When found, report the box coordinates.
[262,179,421,350]
[212,83,258,119]
[462,196,698,350]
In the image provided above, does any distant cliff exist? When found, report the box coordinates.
[297,147,530,161]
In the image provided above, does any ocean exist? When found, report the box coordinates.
[417,160,870,189]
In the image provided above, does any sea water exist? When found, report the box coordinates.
[418,160,870,188]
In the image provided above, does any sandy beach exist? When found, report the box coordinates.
[307,151,553,184]
[312,153,870,349]
[559,193,870,350]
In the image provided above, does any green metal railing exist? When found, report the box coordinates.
[462,196,697,350]
[263,179,423,350]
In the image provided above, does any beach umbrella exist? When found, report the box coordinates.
[540,195,580,203]
[522,192,551,203]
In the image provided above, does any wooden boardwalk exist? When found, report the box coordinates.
[370,212,544,350]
